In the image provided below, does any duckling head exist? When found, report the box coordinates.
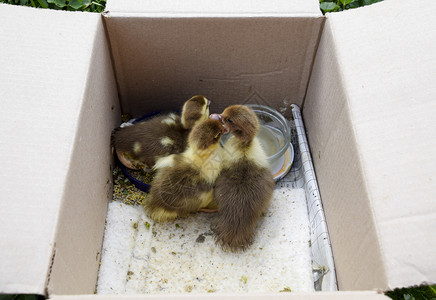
[181,95,211,130]
[219,105,259,148]
[188,119,225,152]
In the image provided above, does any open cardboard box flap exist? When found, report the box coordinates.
[0,3,119,295]
[304,0,436,290]
[0,0,435,298]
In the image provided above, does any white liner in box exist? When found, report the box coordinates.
[97,104,337,294]
[288,105,336,291]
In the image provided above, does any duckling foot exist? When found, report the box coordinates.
[116,149,139,170]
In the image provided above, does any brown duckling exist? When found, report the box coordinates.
[143,119,226,222]
[111,95,210,170]
[212,105,274,252]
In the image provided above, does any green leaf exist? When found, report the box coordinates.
[339,0,353,6]
[0,295,19,300]
[91,1,104,6]
[360,0,382,5]
[386,285,436,300]
[319,2,340,13]
[47,0,65,8]
[87,1,105,12]
[36,0,48,8]
[19,0,29,5]
[69,0,91,9]
[345,0,359,9]
[55,0,66,7]
[0,296,42,300]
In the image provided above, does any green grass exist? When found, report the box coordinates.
[0,295,44,300]
[0,0,382,15]
[319,0,383,14]
[385,285,436,300]
[0,0,106,12]
[2,286,436,300]
[1,0,382,14]
[0,0,431,299]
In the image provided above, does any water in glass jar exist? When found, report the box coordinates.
[256,124,285,159]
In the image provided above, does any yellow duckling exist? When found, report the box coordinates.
[143,118,226,222]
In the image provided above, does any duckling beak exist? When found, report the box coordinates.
[222,125,229,134]
[210,114,229,134]
[209,113,221,121]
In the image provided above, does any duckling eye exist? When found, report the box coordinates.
[226,118,233,124]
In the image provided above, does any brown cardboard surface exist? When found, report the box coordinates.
[303,20,387,290]
[0,3,118,295]
[47,15,120,295]
[103,15,324,118]
[304,0,436,290]
[51,291,389,299]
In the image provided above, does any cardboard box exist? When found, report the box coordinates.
[0,4,120,295]
[304,0,436,290]
[0,0,434,298]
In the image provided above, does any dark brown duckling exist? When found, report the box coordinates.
[111,95,210,170]
[143,119,226,222]
[212,105,274,252]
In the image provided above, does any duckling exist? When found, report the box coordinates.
[212,105,274,252]
[111,95,210,170]
[143,119,226,222]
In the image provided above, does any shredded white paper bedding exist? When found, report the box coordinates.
[97,187,314,294]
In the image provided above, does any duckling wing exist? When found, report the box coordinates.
[213,160,274,251]
[112,114,187,167]
[150,163,213,215]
